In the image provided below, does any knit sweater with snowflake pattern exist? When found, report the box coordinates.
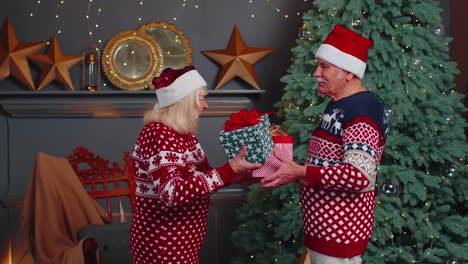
[129,122,235,264]
[301,91,388,258]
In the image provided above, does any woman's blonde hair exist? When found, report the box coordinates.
[143,86,208,134]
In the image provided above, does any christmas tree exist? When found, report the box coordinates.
[231,0,468,263]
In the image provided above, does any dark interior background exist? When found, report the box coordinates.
[1,0,465,263]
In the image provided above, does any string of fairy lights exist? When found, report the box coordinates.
[178,0,201,21]
[25,0,311,88]
[28,0,64,44]
[85,0,103,47]
[247,0,310,19]
[27,0,311,49]
[55,0,65,36]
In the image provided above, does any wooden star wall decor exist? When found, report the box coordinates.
[201,24,273,90]
[0,17,47,90]
[29,36,83,91]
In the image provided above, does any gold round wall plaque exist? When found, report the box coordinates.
[102,30,163,91]
[137,21,192,72]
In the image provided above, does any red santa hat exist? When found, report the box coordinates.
[152,66,207,108]
[315,25,373,79]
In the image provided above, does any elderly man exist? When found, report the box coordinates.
[261,25,388,264]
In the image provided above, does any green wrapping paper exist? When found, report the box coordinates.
[219,114,274,163]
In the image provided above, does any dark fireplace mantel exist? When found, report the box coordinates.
[0,89,264,118]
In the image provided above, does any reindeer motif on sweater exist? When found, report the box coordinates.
[319,108,345,135]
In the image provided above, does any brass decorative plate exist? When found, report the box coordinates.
[137,21,192,75]
[102,30,163,91]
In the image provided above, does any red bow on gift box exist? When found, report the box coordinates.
[223,109,264,131]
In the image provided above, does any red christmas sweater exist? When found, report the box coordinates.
[301,91,387,258]
[129,122,235,264]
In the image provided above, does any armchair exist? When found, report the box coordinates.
[66,147,135,264]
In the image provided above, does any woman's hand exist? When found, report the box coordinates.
[229,146,263,185]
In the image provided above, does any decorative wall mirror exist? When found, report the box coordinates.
[137,21,192,72]
[102,30,163,91]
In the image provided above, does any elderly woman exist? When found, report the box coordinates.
[129,66,261,264]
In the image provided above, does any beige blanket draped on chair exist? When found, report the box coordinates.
[17,152,110,264]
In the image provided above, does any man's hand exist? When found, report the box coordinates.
[260,151,306,188]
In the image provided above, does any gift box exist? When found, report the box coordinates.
[219,109,274,163]
[253,135,294,178]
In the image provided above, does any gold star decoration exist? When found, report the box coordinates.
[201,24,273,90]
[0,17,46,90]
[29,36,83,91]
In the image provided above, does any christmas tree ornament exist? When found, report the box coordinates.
[383,108,392,133]
[384,107,393,119]
[298,24,312,40]
[29,36,83,90]
[431,24,446,38]
[411,56,422,67]
[284,98,297,109]
[441,160,464,184]
[441,114,456,131]
[327,10,338,19]
[0,17,46,90]
[201,24,273,90]
[441,256,464,264]
[379,178,401,196]
[444,114,456,125]
[349,15,366,33]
